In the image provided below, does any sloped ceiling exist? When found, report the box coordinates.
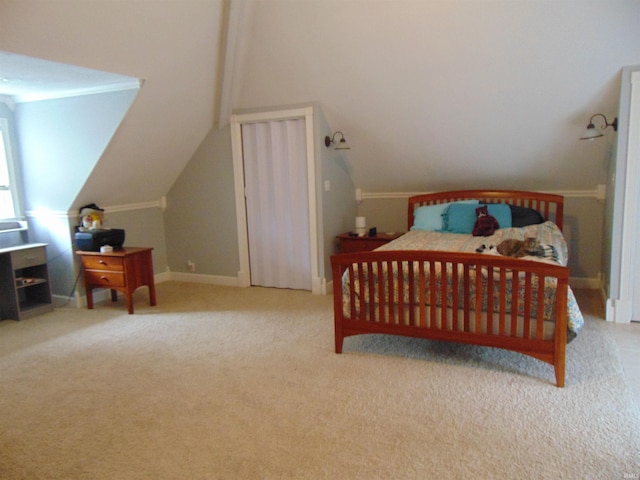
[0,51,140,102]
[0,0,223,208]
[235,0,640,193]
[1,0,640,207]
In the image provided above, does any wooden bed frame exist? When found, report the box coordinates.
[331,190,570,387]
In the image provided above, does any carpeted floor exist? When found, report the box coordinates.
[0,282,638,479]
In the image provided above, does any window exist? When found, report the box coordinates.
[0,118,24,230]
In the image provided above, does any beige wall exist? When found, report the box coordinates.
[164,105,357,286]
[236,1,639,195]
[4,1,638,294]
[164,125,239,277]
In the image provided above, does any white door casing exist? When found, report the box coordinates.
[607,66,640,323]
[231,107,321,293]
[241,118,310,290]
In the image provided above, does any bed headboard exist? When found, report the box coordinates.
[407,190,564,231]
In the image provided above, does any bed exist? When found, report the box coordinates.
[331,190,584,387]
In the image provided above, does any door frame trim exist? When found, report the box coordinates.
[607,68,640,322]
[230,106,319,291]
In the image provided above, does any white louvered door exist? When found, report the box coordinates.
[241,118,311,290]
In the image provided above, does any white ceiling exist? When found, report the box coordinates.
[1,0,640,208]
[0,51,140,102]
[0,0,223,208]
[236,0,640,193]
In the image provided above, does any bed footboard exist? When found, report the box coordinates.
[331,251,569,387]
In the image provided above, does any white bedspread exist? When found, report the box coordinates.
[370,222,584,335]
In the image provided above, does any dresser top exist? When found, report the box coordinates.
[0,243,47,255]
[75,246,153,257]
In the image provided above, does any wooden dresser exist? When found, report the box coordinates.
[337,232,403,253]
[76,247,156,314]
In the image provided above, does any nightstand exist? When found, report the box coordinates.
[76,247,156,314]
[337,232,403,253]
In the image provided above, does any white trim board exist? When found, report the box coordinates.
[357,187,606,201]
[609,67,640,323]
[25,198,165,220]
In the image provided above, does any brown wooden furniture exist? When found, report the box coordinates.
[331,190,570,387]
[77,247,156,314]
[337,232,403,253]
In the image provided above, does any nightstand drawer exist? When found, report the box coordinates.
[340,239,387,253]
[84,270,125,287]
[337,232,403,253]
[81,256,124,271]
[11,247,47,269]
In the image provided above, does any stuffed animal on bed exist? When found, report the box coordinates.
[472,205,499,237]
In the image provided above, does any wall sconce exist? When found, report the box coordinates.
[324,131,350,150]
[579,113,618,140]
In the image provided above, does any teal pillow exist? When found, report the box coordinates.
[411,200,478,231]
[442,202,513,234]
[485,204,512,229]
[441,203,478,233]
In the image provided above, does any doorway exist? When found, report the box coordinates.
[625,68,640,321]
[241,118,311,290]
[230,107,320,292]
[608,65,640,322]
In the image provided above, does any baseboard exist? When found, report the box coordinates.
[169,271,239,286]
[169,273,593,296]
[59,272,601,309]
[170,272,333,295]
[311,276,328,295]
[569,276,601,290]
[52,293,82,308]
[58,271,233,309]
[59,288,113,309]
[154,270,172,284]
[605,297,633,324]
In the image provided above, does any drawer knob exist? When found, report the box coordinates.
[99,260,107,265]
[100,276,108,280]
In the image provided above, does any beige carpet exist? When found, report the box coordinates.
[0,282,638,479]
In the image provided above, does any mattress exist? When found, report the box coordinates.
[342,221,584,337]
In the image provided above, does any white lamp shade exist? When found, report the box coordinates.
[579,126,604,140]
[334,138,350,150]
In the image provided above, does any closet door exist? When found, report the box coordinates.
[609,65,640,322]
[241,118,311,290]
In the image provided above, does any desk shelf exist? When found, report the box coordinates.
[0,244,53,321]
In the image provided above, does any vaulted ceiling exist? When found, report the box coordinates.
[0,0,223,207]
[0,51,139,102]
[235,0,640,193]
[1,0,640,207]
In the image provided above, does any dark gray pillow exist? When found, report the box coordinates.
[509,205,545,227]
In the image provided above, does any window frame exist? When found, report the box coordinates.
[0,116,26,232]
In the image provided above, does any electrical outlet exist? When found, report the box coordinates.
[187,260,196,272]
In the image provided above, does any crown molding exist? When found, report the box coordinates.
[26,198,163,219]
[358,187,606,201]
